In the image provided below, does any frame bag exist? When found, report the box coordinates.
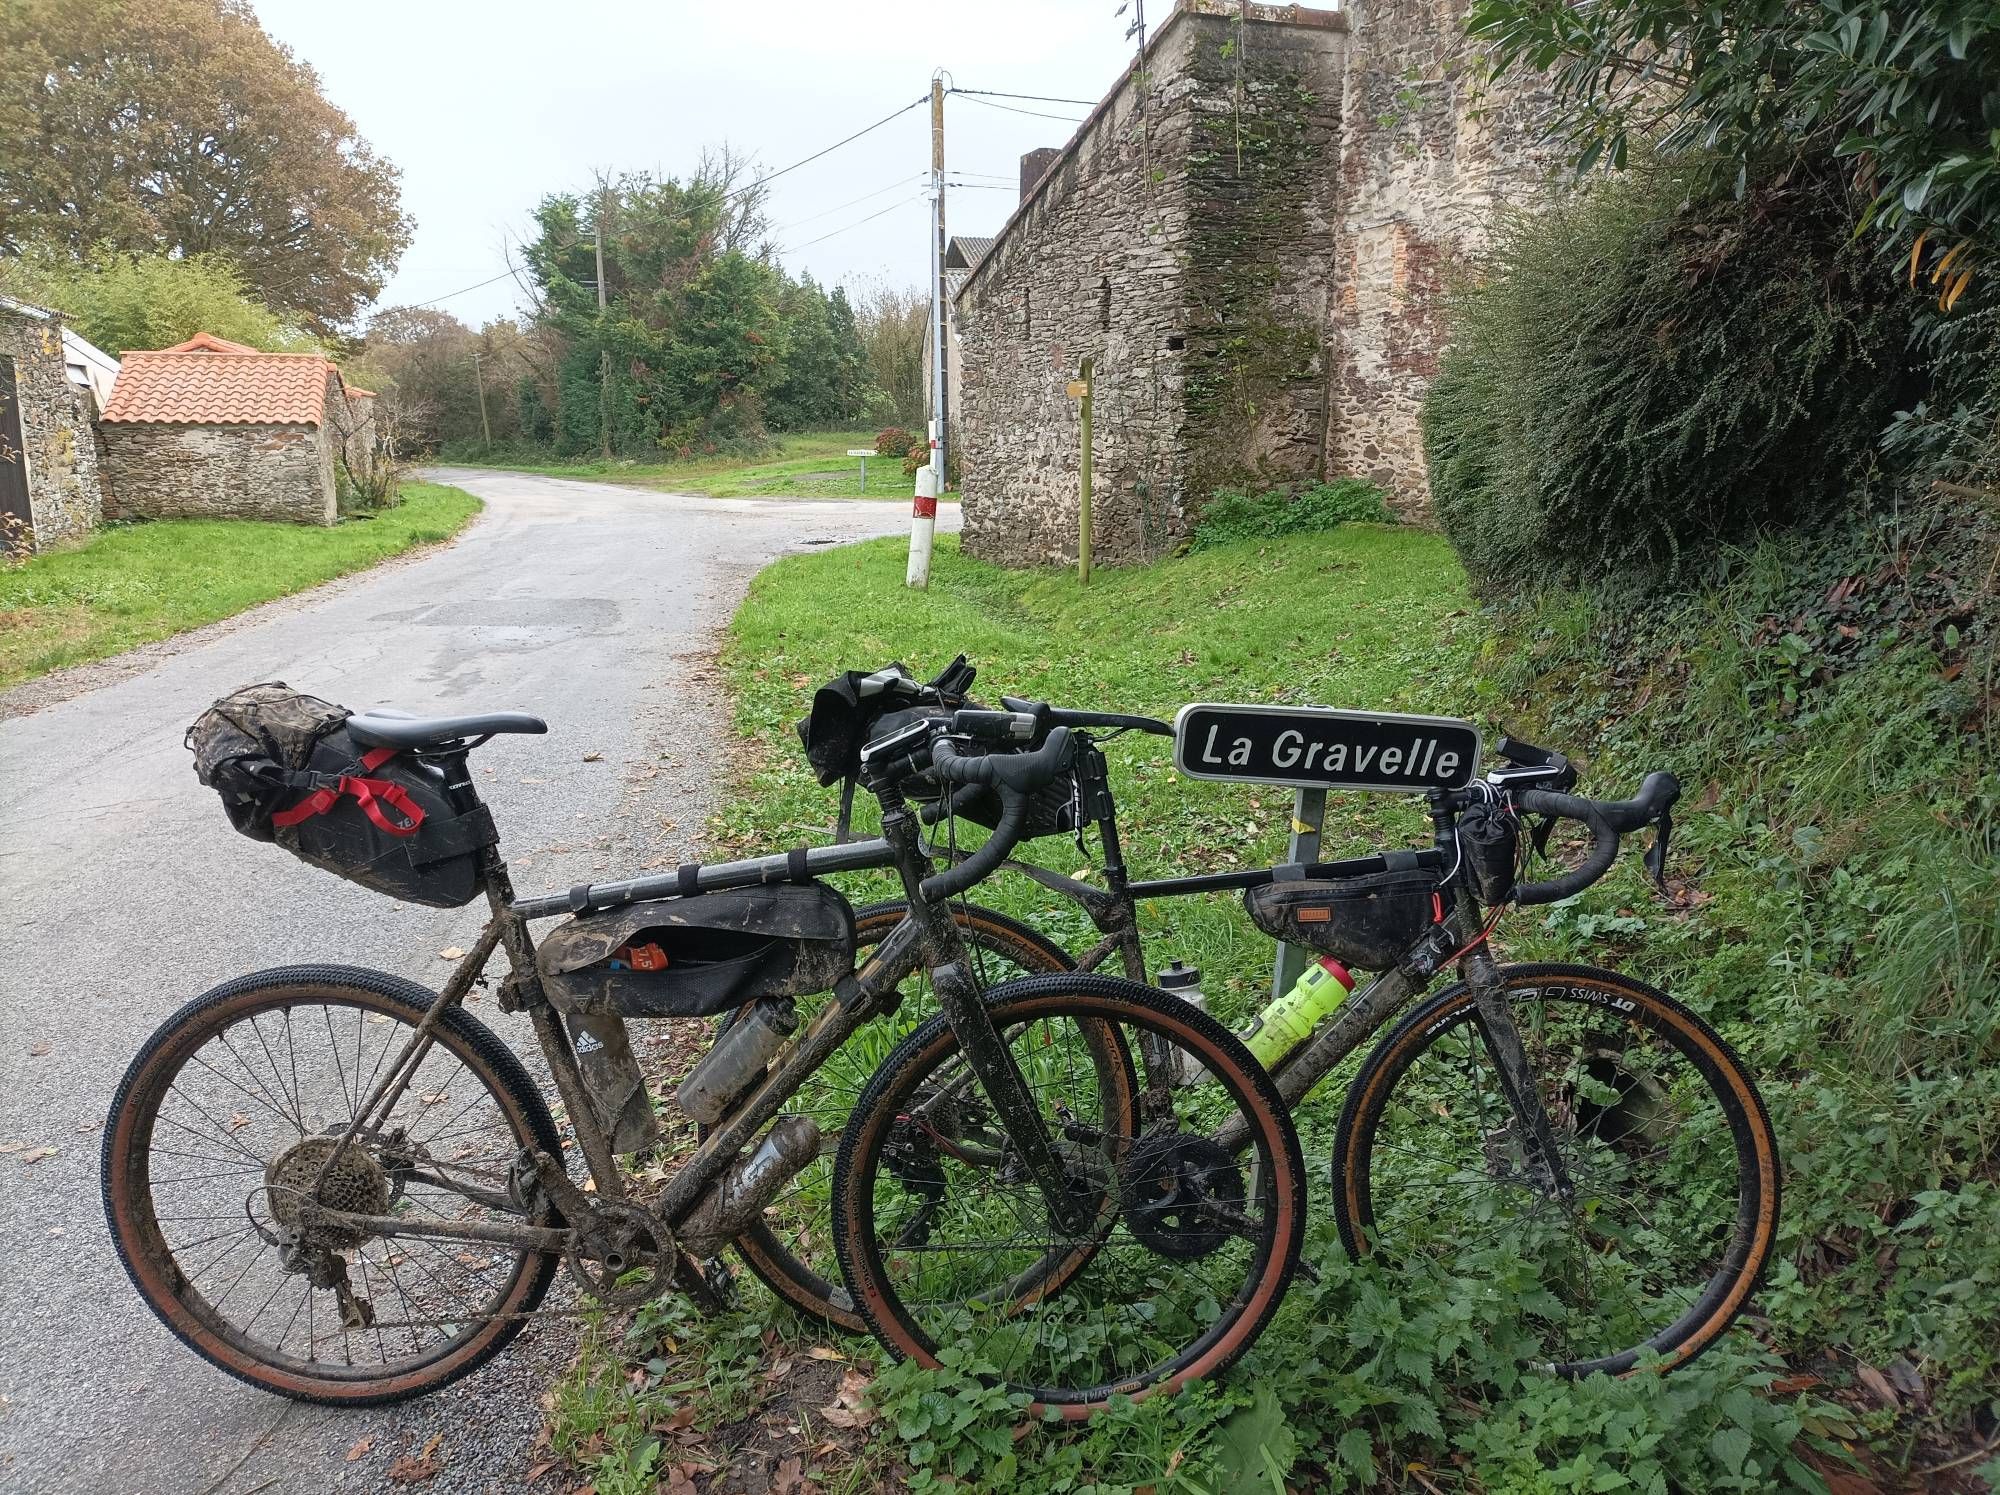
[187,682,497,909]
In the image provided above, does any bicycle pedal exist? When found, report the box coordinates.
[703,1255,742,1312]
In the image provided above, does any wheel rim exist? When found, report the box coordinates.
[1346,975,1771,1376]
[109,985,552,1388]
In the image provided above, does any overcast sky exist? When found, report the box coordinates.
[250,0,1148,330]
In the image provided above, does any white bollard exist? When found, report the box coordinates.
[907,466,937,590]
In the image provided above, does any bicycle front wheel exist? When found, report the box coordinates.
[834,974,1305,1416]
[1335,962,1780,1378]
[724,901,1083,1333]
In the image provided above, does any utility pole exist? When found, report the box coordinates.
[471,349,493,451]
[929,71,948,492]
[594,177,613,462]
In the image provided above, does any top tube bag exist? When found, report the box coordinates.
[186,682,497,909]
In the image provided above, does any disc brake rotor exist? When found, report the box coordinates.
[1119,1131,1245,1260]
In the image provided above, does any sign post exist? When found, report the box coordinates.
[1171,703,1483,997]
[847,447,874,490]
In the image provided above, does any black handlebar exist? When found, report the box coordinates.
[1509,771,1680,905]
[999,695,1173,737]
[916,728,1075,902]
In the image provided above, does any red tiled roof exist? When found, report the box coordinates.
[164,332,262,354]
[101,349,338,426]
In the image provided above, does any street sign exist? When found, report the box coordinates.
[1173,703,1481,793]
[1065,379,1088,398]
[846,449,874,457]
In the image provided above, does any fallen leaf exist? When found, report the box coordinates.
[804,1345,846,1362]
[19,1147,55,1165]
[438,947,466,961]
[655,1404,698,1433]
[1855,1362,1900,1408]
[227,1111,251,1131]
[818,1366,875,1429]
[386,1452,440,1484]
[523,1459,559,1482]
[345,1437,373,1461]
[664,1465,699,1495]
[28,1042,50,1057]
[582,751,604,763]
[773,1455,815,1495]
[76,1119,102,1133]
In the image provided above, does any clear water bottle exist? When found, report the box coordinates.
[1156,962,1211,1086]
[1241,956,1356,1070]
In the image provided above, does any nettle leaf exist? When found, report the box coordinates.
[1335,1426,1376,1484]
[1710,1423,1754,1477]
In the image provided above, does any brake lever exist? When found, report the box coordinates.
[1529,813,1558,860]
[1644,807,1672,892]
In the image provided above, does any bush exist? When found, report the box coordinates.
[875,427,913,458]
[1189,479,1390,551]
[901,440,928,478]
[1422,159,1927,595]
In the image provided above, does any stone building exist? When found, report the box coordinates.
[99,333,375,526]
[0,299,112,557]
[953,0,1560,566]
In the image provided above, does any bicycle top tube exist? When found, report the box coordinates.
[510,837,897,920]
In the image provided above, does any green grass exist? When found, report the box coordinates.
[0,482,481,688]
[557,519,1998,1493]
[444,430,928,501]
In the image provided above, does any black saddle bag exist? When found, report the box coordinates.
[187,682,497,909]
[535,884,856,1018]
[1243,863,1441,971]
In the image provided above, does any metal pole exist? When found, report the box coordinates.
[1078,357,1093,583]
[471,349,492,450]
[595,179,612,462]
[929,73,948,493]
[1270,787,1326,1001]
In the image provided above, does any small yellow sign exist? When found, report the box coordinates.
[1065,379,1088,398]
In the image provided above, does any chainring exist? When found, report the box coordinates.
[1118,1131,1245,1260]
[564,1201,676,1308]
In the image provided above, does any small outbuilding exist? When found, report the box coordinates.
[98,333,374,526]
[0,296,114,556]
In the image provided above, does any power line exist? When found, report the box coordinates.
[949,92,1089,124]
[951,87,1100,107]
[774,174,925,234]
[728,94,930,202]
[778,192,925,254]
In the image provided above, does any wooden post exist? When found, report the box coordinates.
[471,349,492,450]
[1078,356,1094,584]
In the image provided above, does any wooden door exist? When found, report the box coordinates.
[0,354,32,553]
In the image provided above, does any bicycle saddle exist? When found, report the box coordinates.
[346,709,549,750]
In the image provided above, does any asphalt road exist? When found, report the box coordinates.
[0,472,951,1494]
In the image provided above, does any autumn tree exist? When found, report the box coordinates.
[0,0,412,335]
[0,245,317,353]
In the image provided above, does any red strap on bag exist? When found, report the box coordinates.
[271,746,426,836]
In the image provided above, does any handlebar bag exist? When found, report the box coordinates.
[1243,867,1440,971]
[534,884,856,1018]
[186,682,496,909]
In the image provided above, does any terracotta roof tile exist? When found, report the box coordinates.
[101,350,336,426]
[164,332,263,354]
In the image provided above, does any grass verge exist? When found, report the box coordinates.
[0,481,481,689]
[559,527,1935,1494]
[441,431,928,501]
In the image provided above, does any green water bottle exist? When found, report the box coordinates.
[1243,955,1356,1070]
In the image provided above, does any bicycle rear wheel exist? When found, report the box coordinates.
[834,974,1305,1416]
[1335,962,1779,1377]
[102,966,562,1405]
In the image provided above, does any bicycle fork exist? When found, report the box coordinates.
[1457,905,1575,1203]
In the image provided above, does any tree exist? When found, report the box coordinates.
[0,0,412,334]
[1471,0,2000,307]
[851,281,928,426]
[0,246,317,353]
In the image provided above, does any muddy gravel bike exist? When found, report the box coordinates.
[739,678,1782,1382]
[103,699,1306,1412]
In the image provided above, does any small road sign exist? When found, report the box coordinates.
[1173,703,1481,793]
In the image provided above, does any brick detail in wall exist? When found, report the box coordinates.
[1,310,106,553]
[101,421,337,526]
[953,0,1565,565]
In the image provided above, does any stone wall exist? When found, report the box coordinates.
[956,4,1346,566]
[0,307,105,553]
[1323,0,1563,516]
[101,422,338,525]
